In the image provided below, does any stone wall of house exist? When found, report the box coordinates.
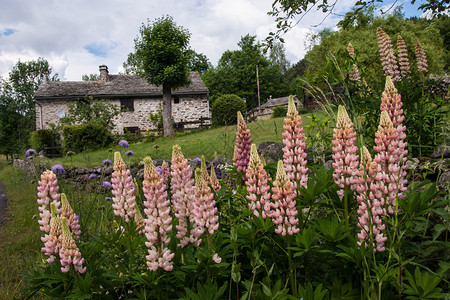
[35,99,70,129]
[36,95,210,134]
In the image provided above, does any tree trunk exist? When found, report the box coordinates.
[162,83,175,137]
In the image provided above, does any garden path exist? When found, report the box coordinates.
[0,181,7,227]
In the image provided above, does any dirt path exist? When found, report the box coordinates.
[0,181,7,226]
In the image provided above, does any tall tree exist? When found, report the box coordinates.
[125,16,191,137]
[202,34,287,110]
[0,58,58,158]
[186,49,212,74]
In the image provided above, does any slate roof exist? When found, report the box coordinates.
[34,71,209,100]
[260,95,301,108]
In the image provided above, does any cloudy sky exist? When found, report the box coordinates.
[0,0,424,81]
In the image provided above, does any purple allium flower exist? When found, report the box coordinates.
[118,140,129,148]
[51,164,65,174]
[25,148,37,157]
[102,181,112,189]
[105,197,112,201]
[125,150,134,157]
[193,157,201,163]
[102,159,112,166]
[88,173,97,180]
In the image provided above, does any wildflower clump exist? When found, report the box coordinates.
[233,111,252,176]
[111,152,137,222]
[270,161,299,236]
[60,217,86,273]
[170,145,201,247]
[356,147,387,252]
[245,144,272,218]
[331,105,359,199]
[142,157,174,271]
[282,95,308,191]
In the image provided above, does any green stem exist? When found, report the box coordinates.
[287,235,297,297]
[344,184,349,227]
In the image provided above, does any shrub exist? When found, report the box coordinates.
[272,105,287,118]
[29,129,59,153]
[211,94,246,125]
[62,123,113,153]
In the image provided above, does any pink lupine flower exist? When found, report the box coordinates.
[194,168,219,236]
[194,168,221,263]
[142,157,174,271]
[42,203,62,264]
[60,217,86,274]
[245,144,272,218]
[134,207,145,235]
[415,41,428,73]
[210,165,221,194]
[373,111,406,214]
[60,193,80,240]
[377,27,401,82]
[331,105,359,199]
[347,43,361,81]
[270,161,300,236]
[356,147,387,252]
[200,155,211,185]
[111,152,137,222]
[397,35,411,78]
[170,145,201,247]
[37,170,61,237]
[282,95,308,191]
[160,161,170,184]
[233,111,252,176]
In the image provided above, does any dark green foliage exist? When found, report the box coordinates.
[211,94,246,125]
[29,129,59,153]
[272,105,287,118]
[62,123,113,153]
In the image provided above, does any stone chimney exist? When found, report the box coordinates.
[99,65,109,82]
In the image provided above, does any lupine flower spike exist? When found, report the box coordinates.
[397,35,410,78]
[60,217,86,273]
[142,157,174,271]
[282,95,308,191]
[160,161,170,184]
[377,27,400,82]
[194,168,221,263]
[111,152,137,222]
[200,155,210,185]
[245,144,272,218]
[415,41,428,73]
[373,111,406,214]
[37,170,61,239]
[170,145,201,247]
[347,42,361,81]
[270,161,299,236]
[61,193,81,240]
[210,165,221,194]
[356,147,387,252]
[42,203,62,263]
[331,105,359,199]
[134,207,145,235]
[233,111,252,177]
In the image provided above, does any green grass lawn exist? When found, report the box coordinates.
[45,112,329,168]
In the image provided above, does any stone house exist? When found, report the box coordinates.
[34,65,210,134]
[253,95,302,119]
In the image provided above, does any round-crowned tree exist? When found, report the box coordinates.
[211,94,246,125]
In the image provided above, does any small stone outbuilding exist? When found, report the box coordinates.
[257,95,302,118]
[34,65,210,134]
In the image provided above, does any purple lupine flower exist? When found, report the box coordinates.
[105,197,112,201]
[214,165,222,179]
[193,157,201,163]
[102,159,112,166]
[118,140,129,148]
[102,181,112,189]
[25,148,37,157]
[88,173,97,180]
[156,166,163,175]
[125,150,134,157]
[51,164,65,174]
